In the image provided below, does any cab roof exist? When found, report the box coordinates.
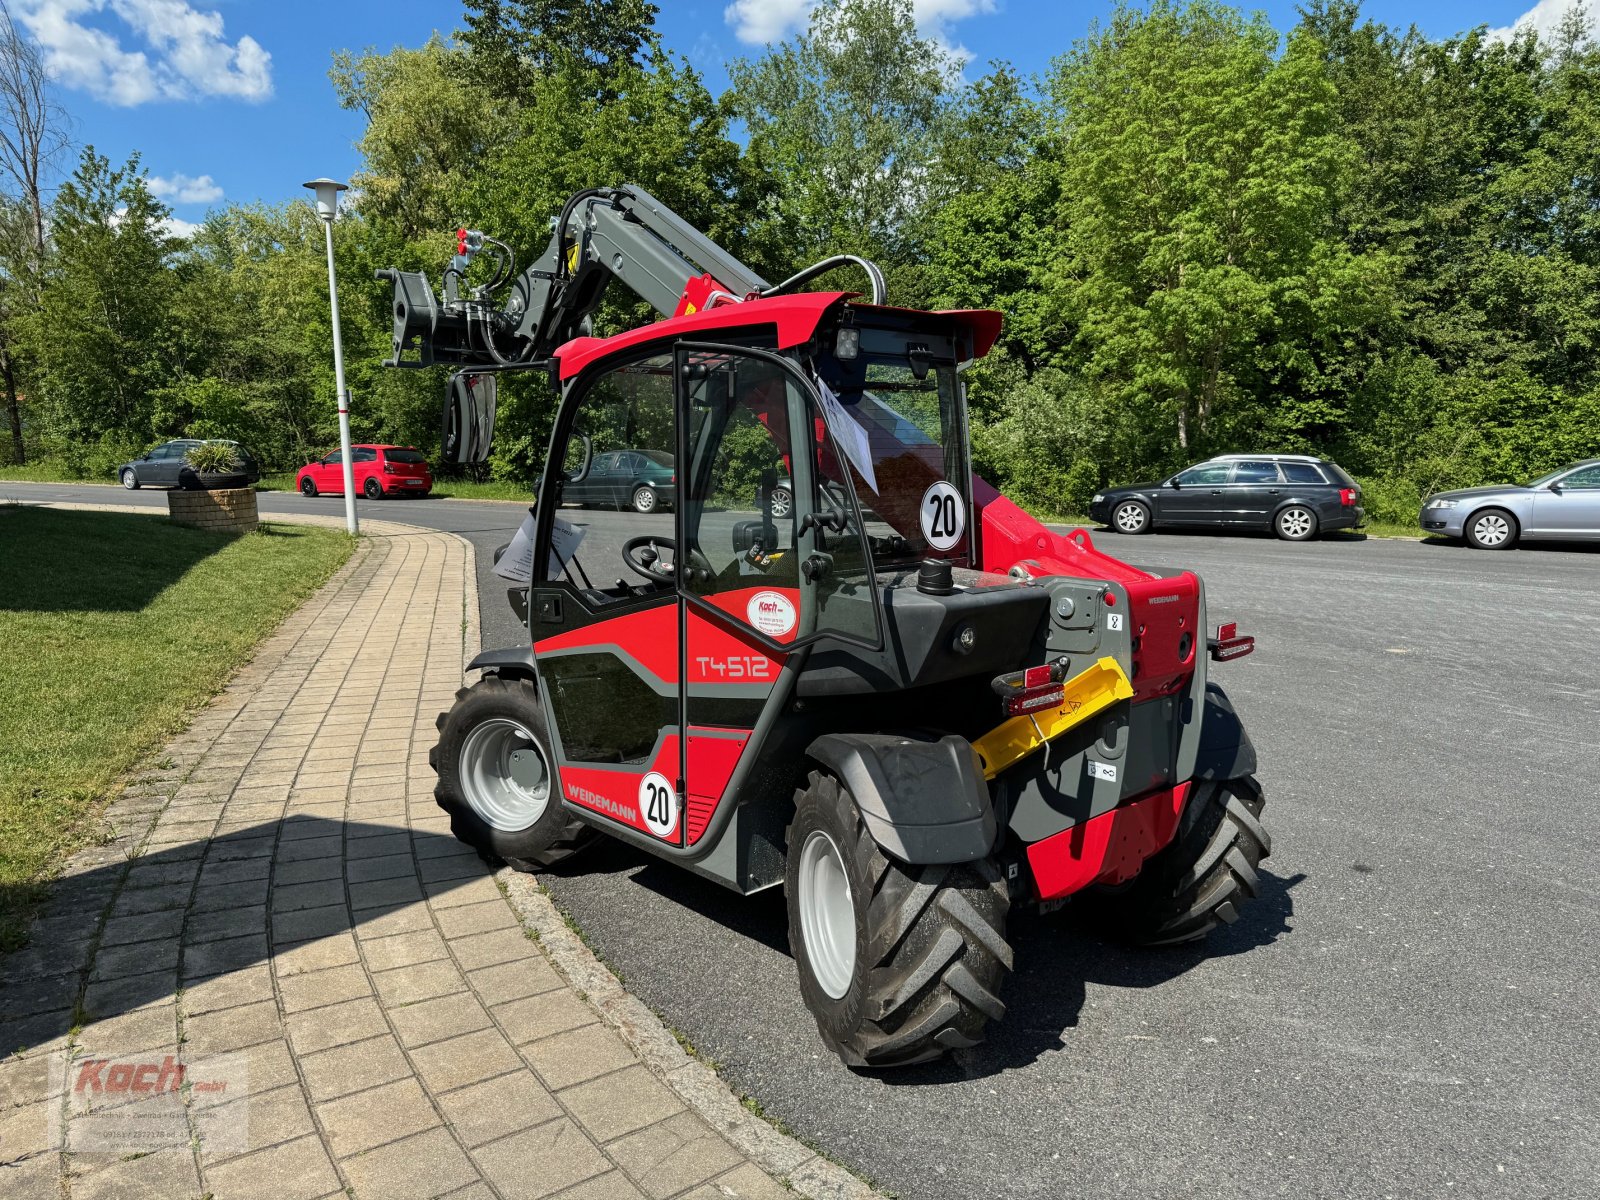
[553,292,1002,381]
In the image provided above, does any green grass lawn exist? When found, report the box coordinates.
[0,508,353,949]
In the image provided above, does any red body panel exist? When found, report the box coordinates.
[686,730,749,845]
[559,736,683,837]
[296,444,433,497]
[1026,782,1190,901]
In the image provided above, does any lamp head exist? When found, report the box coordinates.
[302,178,348,222]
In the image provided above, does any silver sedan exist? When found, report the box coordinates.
[1420,460,1600,549]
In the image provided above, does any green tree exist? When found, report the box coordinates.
[461,0,659,99]
[20,148,181,468]
[728,0,958,293]
[1041,1,1387,459]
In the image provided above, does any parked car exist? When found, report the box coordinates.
[1420,460,1600,549]
[296,444,433,499]
[117,439,260,490]
[1090,454,1364,541]
[562,448,674,513]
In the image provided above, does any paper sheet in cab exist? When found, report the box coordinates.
[491,513,586,583]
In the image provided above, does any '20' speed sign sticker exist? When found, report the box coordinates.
[638,771,679,839]
[920,481,966,551]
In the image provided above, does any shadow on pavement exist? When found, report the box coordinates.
[541,832,1303,1083]
[0,817,488,1053]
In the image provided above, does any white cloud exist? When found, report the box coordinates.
[725,0,997,48]
[14,0,272,106]
[161,214,199,238]
[1486,0,1590,43]
[148,171,221,204]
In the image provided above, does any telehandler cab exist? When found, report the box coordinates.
[377,186,1270,1067]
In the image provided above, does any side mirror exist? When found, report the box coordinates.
[441,372,497,466]
[1547,481,1565,493]
[563,433,593,483]
[1168,477,1182,489]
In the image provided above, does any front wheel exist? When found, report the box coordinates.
[121,469,139,490]
[1465,507,1518,550]
[1274,505,1317,541]
[786,771,1012,1069]
[1111,500,1151,534]
[769,487,793,519]
[299,476,317,497]
[363,477,384,500]
[431,675,597,870]
[1079,776,1270,945]
[632,485,658,514]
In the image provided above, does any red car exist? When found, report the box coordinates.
[296,444,433,499]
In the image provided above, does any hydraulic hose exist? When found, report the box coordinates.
[760,254,887,306]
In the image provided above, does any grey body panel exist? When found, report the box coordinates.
[1421,463,1600,540]
[467,645,539,679]
[806,732,996,864]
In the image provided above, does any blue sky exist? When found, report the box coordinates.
[7,0,1570,235]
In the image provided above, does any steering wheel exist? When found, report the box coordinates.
[622,535,715,585]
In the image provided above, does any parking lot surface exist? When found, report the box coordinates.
[14,483,1598,1198]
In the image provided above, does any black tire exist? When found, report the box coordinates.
[121,469,139,490]
[769,487,793,519]
[364,477,384,500]
[785,770,1012,1069]
[1079,776,1270,945]
[1274,505,1318,541]
[1110,499,1150,534]
[631,485,657,515]
[300,476,317,497]
[1465,507,1518,550]
[430,675,596,870]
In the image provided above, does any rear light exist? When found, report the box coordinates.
[1339,487,1358,506]
[384,461,398,474]
[992,656,1071,715]
[1208,622,1255,662]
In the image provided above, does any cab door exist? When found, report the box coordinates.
[526,352,687,844]
[675,344,883,849]
[1530,464,1600,537]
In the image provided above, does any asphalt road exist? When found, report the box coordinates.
[12,482,1598,1199]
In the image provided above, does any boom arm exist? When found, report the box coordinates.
[376,186,774,370]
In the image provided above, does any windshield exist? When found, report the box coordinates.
[812,359,969,566]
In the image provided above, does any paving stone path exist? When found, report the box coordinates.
[0,515,819,1200]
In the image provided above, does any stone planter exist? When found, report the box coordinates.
[167,487,259,534]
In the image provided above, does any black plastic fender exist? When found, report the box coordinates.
[805,732,996,865]
[466,645,538,682]
[1194,682,1257,781]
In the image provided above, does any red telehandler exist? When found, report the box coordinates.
[375,186,1269,1068]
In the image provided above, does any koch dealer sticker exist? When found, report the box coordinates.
[746,591,797,637]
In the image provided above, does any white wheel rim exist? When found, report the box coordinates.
[798,830,856,1000]
[771,489,792,518]
[1115,504,1144,532]
[459,718,550,832]
[635,488,655,512]
[1474,514,1509,545]
[1281,509,1312,538]
[122,471,135,488]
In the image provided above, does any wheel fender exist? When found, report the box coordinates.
[805,732,996,865]
[1194,682,1257,782]
[466,645,538,684]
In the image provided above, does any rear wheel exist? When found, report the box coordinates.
[431,676,596,870]
[299,476,317,497]
[1079,776,1270,945]
[786,771,1012,1069]
[1465,507,1517,550]
[632,485,657,514]
[1274,505,1317,541]
[1111,500,1150,534]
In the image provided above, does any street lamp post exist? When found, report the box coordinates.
[303,177,357,535]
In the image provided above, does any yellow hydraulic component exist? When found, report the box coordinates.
[971,657,1134,780]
